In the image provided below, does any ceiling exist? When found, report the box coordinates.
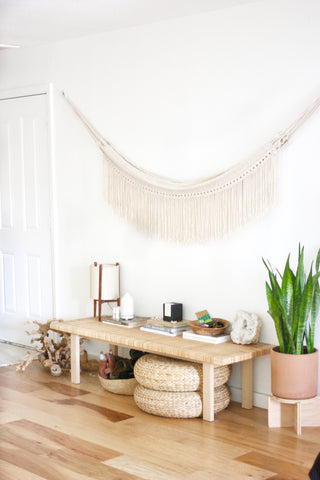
[0,0,256,50]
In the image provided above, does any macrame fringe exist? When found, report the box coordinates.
[107,150,279,242]
[62,91,320,243]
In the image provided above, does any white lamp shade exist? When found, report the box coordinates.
[90,264,120,300]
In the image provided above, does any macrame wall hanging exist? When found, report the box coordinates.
[62,92,320,243]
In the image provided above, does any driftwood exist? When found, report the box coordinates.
[16,320,98,376]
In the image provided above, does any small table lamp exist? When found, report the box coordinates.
[90,262,120,321]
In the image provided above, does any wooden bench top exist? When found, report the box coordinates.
[50,317,273,366]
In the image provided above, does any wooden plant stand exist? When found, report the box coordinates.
[268,395,320,435]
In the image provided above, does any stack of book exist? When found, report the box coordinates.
[140,318,190,336]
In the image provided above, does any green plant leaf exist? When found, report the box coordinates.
[316,248,320,272]
[307,275,320,353]
[263,260,279,295]
[263,257,294,352]
[263,245,320,355]
[281,254,294,322]
[296,266,314,354]
[269,270,286,317]
[265,282,285,352]
[295,245,305,294]
[292,246,304,342]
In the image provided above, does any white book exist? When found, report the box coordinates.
[140,327,184,337]
[182,331,231,344]
[102,320,137,328]
[102,317,145,328]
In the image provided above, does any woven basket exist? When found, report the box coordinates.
[134,384,231,418]
[134,354,232,391]
[99,374,137,395]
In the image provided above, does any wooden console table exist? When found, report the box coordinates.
[50,317,273,422]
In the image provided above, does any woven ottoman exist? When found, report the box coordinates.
[133,354,231,418]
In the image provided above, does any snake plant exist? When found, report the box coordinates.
[263,245,320,354]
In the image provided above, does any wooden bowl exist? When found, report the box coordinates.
[187,319,230,337]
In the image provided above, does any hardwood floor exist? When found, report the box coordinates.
[0,361,319,479]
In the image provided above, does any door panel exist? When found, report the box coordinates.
[2,253,16,313]
[0,124,13,229]
[0,93,53,345]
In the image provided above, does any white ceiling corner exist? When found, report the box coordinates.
[0,0,259,49]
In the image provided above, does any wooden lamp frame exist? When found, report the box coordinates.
[93,262,120,322]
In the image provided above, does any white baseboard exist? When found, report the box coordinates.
[229,385,269,409]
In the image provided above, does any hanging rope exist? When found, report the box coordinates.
[62,91,320,242]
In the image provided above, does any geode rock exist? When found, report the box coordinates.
[230,310,262,345]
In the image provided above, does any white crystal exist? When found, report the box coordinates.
[231,310,262,344]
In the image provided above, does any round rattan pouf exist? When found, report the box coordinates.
[133,354,232,418]
[134,384,231,418]
[134,354,232,392]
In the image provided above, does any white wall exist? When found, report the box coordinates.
[1,0,320,407]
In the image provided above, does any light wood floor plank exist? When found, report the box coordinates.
[188,462,275,480]
[0,409,21,424]
[52,397,133,422]
[104,454,195,480]
[0,419,121,460]
[0,427,58,456]
[0,441,96,480]
[205,411,319,466]
[40,381,91,396]
[0,385,132,425]
[235,451,311,480]
[0,374,41,393]
[47,447,143,480]
[104,454,275,480]
[0,458,46,480]
[0,362,319,480]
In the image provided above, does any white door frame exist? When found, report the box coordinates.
[0,83,57,319]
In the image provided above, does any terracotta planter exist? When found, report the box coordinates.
[271,347,319,400]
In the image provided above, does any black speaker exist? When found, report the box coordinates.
[163,303,183,322]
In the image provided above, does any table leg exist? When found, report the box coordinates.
[202,363,215,421]
[71,334,80,384]
[241,358,253,409]
[109,344,118,356]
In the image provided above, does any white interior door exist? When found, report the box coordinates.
[0,92,54,346]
